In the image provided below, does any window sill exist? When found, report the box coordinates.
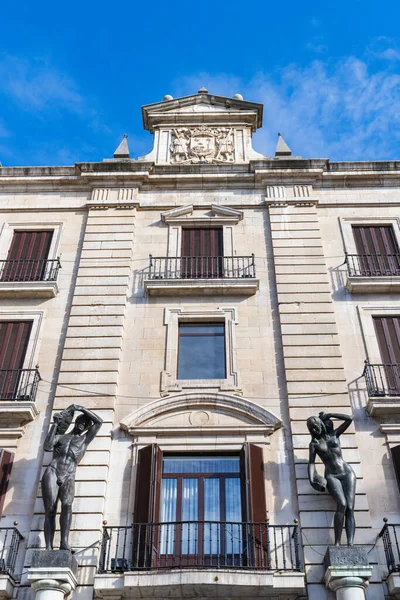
[145,277,259,296]
[366,396,400,417]
[346,275,400,294]
[0,400,39,428]
[161,375,241,396]
[94,569,305,598]
[0,281,59,299]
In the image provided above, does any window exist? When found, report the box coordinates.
[1,230,53,282]
[178,323,226,380]
[0,321,32,399]
[162,308,240,394]
[133,444,266,569]
[373,316,400,394]
[352,225,400,276]
[181,228,223,278]
[0,449,13,517]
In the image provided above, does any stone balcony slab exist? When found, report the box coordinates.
[0,281,59,299]
[366,396,400,417]
[0,574,15,599]
[0,401,39,428]
[346,275,400,294]
[94,569,305,599]
[144,278,259,296]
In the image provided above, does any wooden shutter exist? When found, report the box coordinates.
[352,226,400,275]
[181,229,223,277]
[240,443,267,567]
[133,444,163,568]
[0,321,32,399]
[3,231,53,281]
[392,446,400,495]
[373,317,400,394]
[0,450,14,517]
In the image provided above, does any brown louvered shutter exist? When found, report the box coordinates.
[352,226,400,275]
[133,444,163,568]
[373,317,400,394]
[0,449,14,517]
[392,445,400,495]
[240,443,267,567]
[2,231,53,281]
[181,228,223,278]
[0,321,32,399]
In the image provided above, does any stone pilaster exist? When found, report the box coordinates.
[268,200,373,598]
[27,201,136,598]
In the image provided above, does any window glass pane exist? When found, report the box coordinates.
[163,456,240,474]
[182,478,199,554]
[179,324,225,335]
[204,478,220,554]
[225,477,243,555]
[160,478,177,554]
[178,326,226,379]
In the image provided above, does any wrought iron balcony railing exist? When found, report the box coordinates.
[148,255,256,280]
[379,519,400,575]
[0,368,41,402]
[98,520,302,574]
[363,361,400,397]
[0,258,61,283]
[346,253,400,277]
[0,526,24,581]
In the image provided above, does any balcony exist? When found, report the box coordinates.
[364,362,400,416]
[94,520,305,599]
[379,520,400,596]
[0,368,40,427]
[0,258,61,298]
[144,256,259,296]
[345,253,400,293]
[0,526,24,597]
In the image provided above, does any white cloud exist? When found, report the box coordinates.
[174,56,400,160]
[0,55,85,114]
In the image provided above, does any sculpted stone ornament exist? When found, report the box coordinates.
[307,412,356,546]
[42,405,103,551]
[170,127,234,164]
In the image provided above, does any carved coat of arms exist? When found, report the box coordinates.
[170,127,234,164]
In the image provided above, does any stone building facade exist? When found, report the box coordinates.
[0,90,399,599]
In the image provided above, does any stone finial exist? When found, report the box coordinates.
[163,94,173,101]
[198,87,208,93]
[275,133,292,157]
[113,134,130,159]
[232,93,243,100]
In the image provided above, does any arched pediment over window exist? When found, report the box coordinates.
[120,392,282,439]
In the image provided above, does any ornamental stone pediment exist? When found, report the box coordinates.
[120,392,282,438]
[161,203,243,224]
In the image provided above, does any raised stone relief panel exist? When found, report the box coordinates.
[170,127,234,164]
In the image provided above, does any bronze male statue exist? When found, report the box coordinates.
[42,404,103,551]
[307,411,356,546]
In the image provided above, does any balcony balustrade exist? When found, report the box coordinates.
[363,361,400,416]
[0,258,61,282]
[0,526,23,582]
[345,253,400,293]
[145,256,259,296]
[98,520,302,574]
[0,258,61,298]
[0,368,40,402]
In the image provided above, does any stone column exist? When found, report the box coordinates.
[324,547,372,600]
[28,551,77,600]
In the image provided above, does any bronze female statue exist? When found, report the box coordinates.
[307,412,356,546]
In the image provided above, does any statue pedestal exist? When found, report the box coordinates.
[324,547,373,600]
[28,551,78,600]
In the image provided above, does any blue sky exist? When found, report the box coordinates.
[1,0,400,165]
